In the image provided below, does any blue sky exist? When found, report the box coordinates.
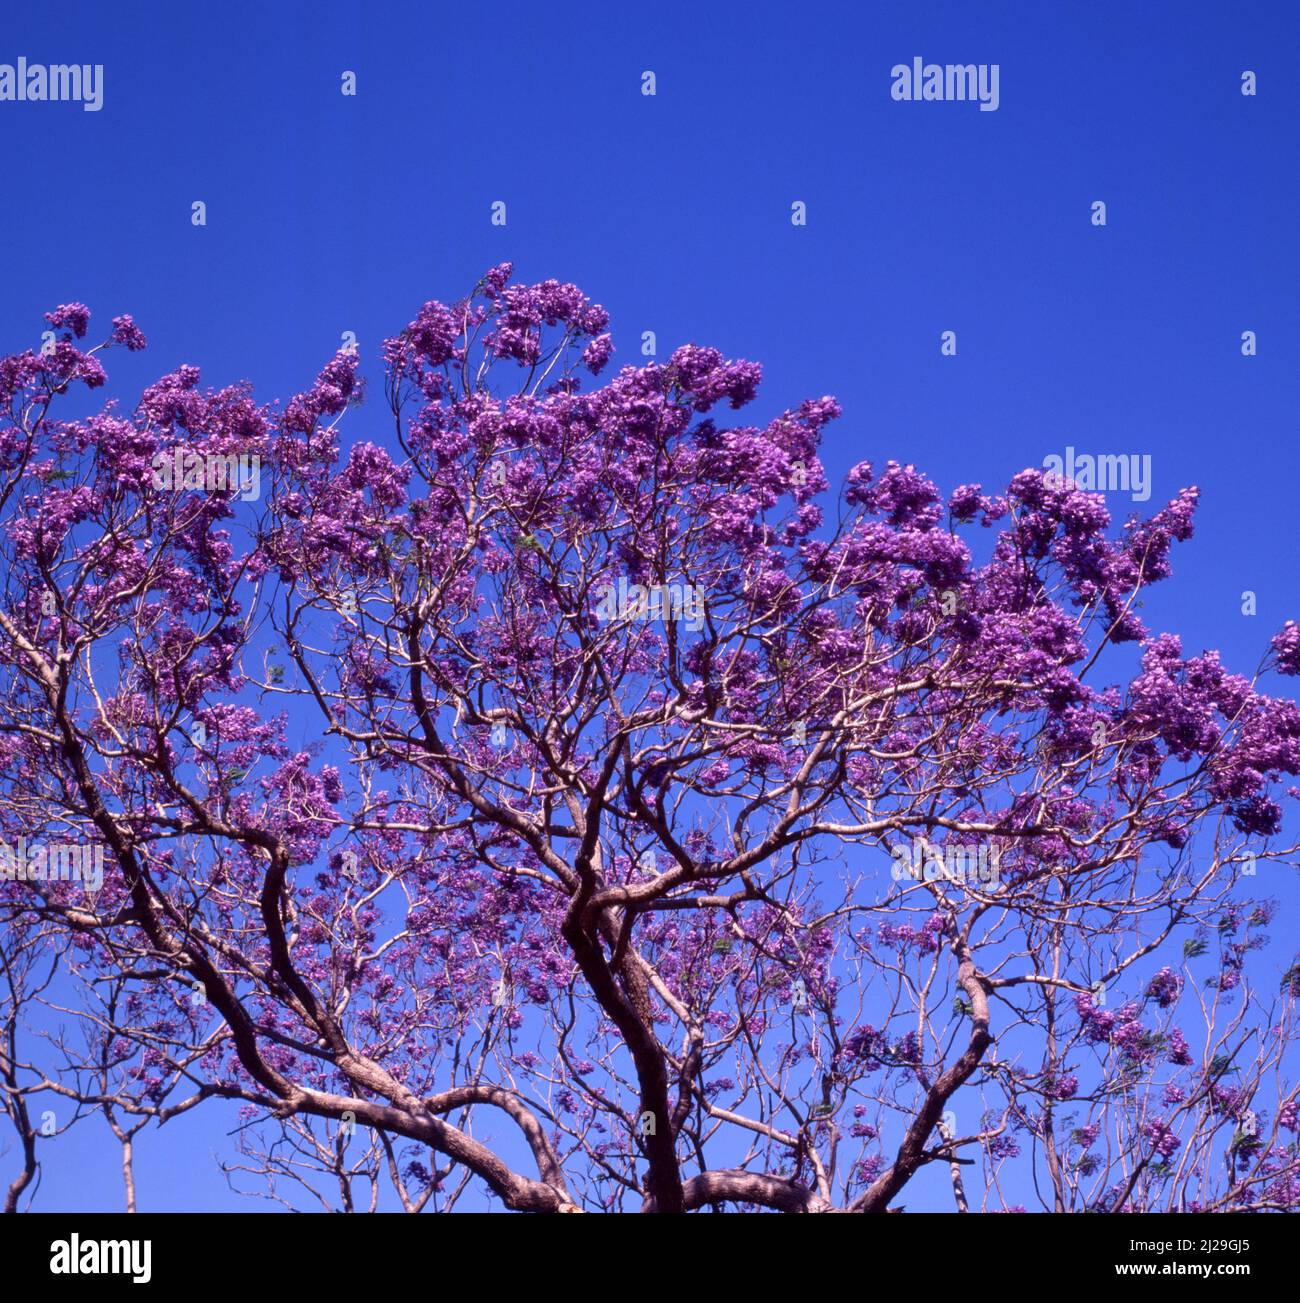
[2,0,1298,1210]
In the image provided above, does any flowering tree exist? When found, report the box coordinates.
[1,268,1298,1213]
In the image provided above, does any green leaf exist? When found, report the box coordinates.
[1207,1053,1235,1078]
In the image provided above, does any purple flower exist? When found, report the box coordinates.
[110,314,148,351]
[45,302,91,338]
[1145,967,1182,1008]
[1272,622,1300,676]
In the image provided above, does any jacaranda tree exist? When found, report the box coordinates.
[1,266,1298,1213]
